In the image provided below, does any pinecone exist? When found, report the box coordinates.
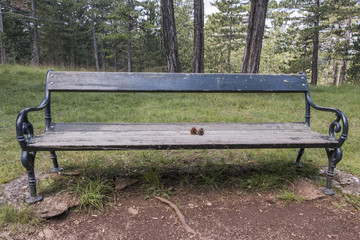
[190,127,198,135]
[198,128,204,136]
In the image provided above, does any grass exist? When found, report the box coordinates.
[344,194,360,211]
[0,204,42,230]
[277,190,306,203]
[1,64,360,210]
[71,177,114,211]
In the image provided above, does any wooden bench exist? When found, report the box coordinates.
[16,70,348,203]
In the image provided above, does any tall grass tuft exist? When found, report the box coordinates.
[71,177,114,211]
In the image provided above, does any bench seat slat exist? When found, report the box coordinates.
[27,123,339,151]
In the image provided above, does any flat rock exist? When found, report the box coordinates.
[115,177,139,190]
[292,178,324,201]
[33,192,80,218]
[320,167,360,196]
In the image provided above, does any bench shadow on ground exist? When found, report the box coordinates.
[37,153,322,206]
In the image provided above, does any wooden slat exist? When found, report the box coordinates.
[48,122,310,132]
[27,123,339,151]
[47,71,309,93]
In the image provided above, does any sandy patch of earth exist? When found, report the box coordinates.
[2,181,359,240]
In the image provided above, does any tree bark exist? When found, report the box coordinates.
[192,0,204,73]
[241,0,268,73]
[332,60,338,85]
[227,14,232,73]
[114,57,118,72]
[324,30,333,86]
[161,0,180,73]
[324,52,331,86]
[336,64,342,86]
[127,0,134,72]
[0,3,5,64]
[101,39,106,71]
[127,35,132,72]
[69,20,75,68]
[70,36,75,68]
[310,0,320,85]
[338,10,352,85]
[92,20,100,71]
[31,0,39,65]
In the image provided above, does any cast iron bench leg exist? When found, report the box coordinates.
[21,151,43,204]
[322,148,342,196]
[294,148,305,167]
[50,151,63,173]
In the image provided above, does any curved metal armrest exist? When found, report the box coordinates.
[16,69,53,150]
[16,96,50,150]
[306,92,348,146]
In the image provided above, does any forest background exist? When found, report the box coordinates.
[0,0,359,85]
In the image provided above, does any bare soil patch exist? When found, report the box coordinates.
[2,181,360,240]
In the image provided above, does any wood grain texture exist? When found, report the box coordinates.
[27,122,339,151]
[47,71,309,92]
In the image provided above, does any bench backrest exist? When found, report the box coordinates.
[47,71,309,93]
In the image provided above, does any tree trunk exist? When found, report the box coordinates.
[336,64,342,86]
[31,0,39,65]
[70,36,75,68]
[324,53,331,86]
[324,31,333,86]
[192,0,204,73]
[0,4,5,64]
[114,57,118,72]
[332,60,338,85]
[161,0,180,73]
[127,0,134,72]
[127,37,131,72]
[310,0,320,85]
[101,39,106,71]
[227,15,232,73]
[241,0,269,73]
[92,20,100,71]
[338,12,352,85]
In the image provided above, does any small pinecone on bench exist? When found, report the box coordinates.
[190,127,198,135]
[198,128,204,136]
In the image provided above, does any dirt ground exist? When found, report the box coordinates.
[2,183,360,240]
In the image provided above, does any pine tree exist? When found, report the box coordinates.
[174,0,193,72]
[205,0,248,73]
[0,3,5,64]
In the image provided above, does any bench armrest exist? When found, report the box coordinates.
[16,70,53,150]
[16,96,50,150]
[306,92,348,146]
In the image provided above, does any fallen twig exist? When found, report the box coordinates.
[154,196,210,240]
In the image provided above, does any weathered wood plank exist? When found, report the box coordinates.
[47,71,309,93]
[49,122,311,132]
[28,122,339,151]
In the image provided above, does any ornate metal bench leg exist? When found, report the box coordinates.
[322,148,342,196]
[293,148,305,167]
[50,151,63,173]
[21,151,43,204]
